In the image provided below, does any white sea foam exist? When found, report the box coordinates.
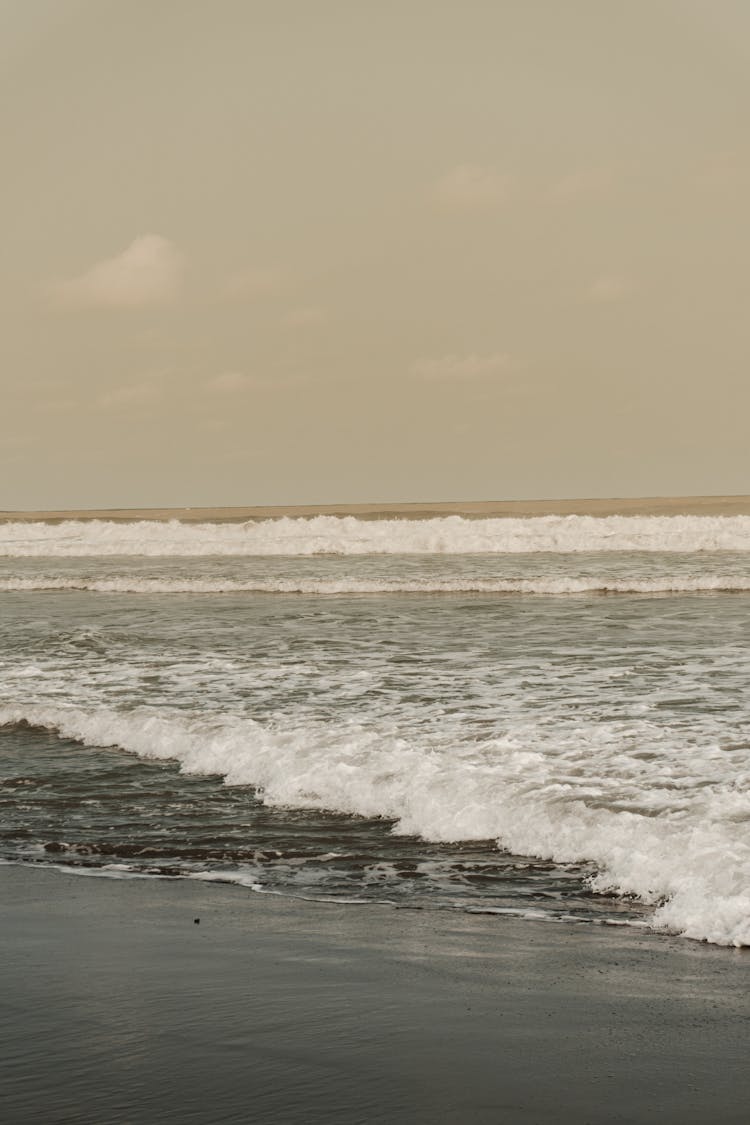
[2,575,750,595]
[2,703,748,947]
[4,514,750,556]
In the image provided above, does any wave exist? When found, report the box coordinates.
[4,514,750,556]
[2,703,748,947]
[3,575,750,595]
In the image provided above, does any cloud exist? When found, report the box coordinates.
[432,164,510,209]
[53,235,185,309]
[586,274,631,303]
[410,352,513,380]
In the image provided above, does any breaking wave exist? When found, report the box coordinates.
[4,514,750,556]
[2,703,748,947]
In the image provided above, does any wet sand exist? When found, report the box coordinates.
[3,495,750,522]
[2,866,747,1124]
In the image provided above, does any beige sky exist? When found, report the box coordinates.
[2,0,749,508]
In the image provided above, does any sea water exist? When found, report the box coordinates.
[1,516,748,945]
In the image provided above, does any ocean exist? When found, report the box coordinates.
[1,515,748,946]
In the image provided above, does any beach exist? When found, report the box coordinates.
[2,865,748,1125]
[3,494,750,523]
[2,503,749,1122]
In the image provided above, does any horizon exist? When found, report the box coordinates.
[5,491,750,522]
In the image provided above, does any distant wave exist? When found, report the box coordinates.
[3,575,750,595]
[2,702,748,947]
[3,514,750,556]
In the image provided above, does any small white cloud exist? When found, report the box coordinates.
[410,352,513,380]
[432,164,510,209]
[53,235,185,309]
[586,275,631,303]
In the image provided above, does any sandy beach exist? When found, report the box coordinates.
[1,866,748,1125]
[3,495,750,523]
[3,498,749,1123]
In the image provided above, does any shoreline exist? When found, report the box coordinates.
[2,865,748,1124]
[3,494,750,522]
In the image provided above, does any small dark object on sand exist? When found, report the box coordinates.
[194,918,200,924]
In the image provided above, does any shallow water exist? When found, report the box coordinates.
[1,725,612,922]
[1,520,749,944]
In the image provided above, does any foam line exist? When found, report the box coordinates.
[2,575,750,594]
[3,514,750,556]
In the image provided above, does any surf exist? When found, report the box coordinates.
[4,514,750,556]
[2,702,748,946]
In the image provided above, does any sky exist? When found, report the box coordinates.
[2,0,750,509]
